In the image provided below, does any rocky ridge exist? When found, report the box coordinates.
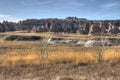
[0,17,120,34]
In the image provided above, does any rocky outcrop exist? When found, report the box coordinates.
[84,39,113,47]
[107,23,120,34]
[88,22,101,34]
[0,17,120,34]
[31,26,47,32]
[46,37,120,46]
[0,21,15,32]
[3,21,16,31]
[88,21,107,35]
[27,18,120,34]
[0,23,5,32]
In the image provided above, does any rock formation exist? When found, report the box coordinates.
[88,21,108,35]
[0,23,5,32]
[0,17,120,34]
[107,22,120,34]
[0,21,15,32]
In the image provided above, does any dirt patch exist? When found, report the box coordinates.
[5,35,43,41]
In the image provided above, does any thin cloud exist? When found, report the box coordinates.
[20,0,85,11]
[53,0,85,9]
[100,2,119,9]
[20,0,51,6]
[0,14,21,22]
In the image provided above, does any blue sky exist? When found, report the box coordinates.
[0,0,120,22]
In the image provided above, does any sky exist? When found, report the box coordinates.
[0,0,120,22]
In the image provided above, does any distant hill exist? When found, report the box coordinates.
[0,17,120,34]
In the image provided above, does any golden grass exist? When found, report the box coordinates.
[48,52,98,65]
[0,41,119,66]
[2,52,98,66]
[0,32,119,40]
[103,48,120,63]
[2,51,51,65]
[0,32,120,66]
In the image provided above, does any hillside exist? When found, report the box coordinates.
[0,17,120,34]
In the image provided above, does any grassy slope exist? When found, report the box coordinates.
[0,32,119,66]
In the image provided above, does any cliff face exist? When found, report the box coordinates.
[0,21,15,32]
[0,23,5,32]
[0,17,120,34]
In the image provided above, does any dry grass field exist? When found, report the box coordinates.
[0,31,119,40]
[0,41,120,66]
[0,32,120,80]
